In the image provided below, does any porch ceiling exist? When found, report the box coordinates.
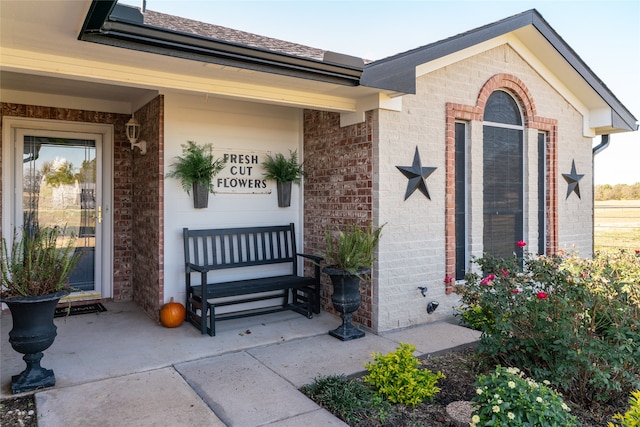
[0,71,154,105]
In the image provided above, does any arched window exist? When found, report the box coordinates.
[483,90,524,258]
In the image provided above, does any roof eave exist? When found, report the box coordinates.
[361,9,638,133]
[360,10,534,94]
[79,1,363,87]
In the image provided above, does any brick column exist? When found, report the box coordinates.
[303,109,375,329]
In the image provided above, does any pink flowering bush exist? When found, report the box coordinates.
[457,247,640,405]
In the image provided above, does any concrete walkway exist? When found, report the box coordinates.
[1,302,480,426]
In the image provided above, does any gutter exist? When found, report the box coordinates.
[592,134,610,156]
[79,1,363,87]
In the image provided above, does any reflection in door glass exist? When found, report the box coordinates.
[23,136,97,291]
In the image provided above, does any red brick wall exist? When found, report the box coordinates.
[302,109,375,329]
[131,96,165,320]
[0,103,134,302]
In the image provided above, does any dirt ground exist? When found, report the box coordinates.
[348,347,624,427]
[0,394,37,427]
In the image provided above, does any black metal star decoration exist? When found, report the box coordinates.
[396,146,437,200]
[562,159,584,199]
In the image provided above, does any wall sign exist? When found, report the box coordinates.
[213,148,272,194]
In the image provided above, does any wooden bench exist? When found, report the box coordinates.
[183,223,322,336]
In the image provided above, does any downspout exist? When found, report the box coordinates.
[592,134,610,256]
[592,134,610,155]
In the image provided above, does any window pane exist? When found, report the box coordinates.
[455,122,466,280]
[538,133,546,255]
[483,125,523,259]
[484,91,522,126]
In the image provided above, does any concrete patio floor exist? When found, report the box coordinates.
[1,301,480,426]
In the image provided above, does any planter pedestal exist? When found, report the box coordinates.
[12,353,55,394]
[323,267,368,341]
[3,292,65,394]
[329,312,365,341]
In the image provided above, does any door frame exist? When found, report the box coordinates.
[2,117,114,299]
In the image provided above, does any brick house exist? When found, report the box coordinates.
[1,1,636,333]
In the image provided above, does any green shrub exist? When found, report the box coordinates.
[457,248,640,404]
[609,390,640,427]
[458,302,496,332]
[471,366,578,427]
[363,342,445,406]
[300,375,391,424]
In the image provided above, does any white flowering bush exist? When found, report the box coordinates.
[471,366,577,427]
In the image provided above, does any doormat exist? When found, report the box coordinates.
[54,303,107,318]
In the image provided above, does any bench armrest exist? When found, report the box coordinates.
[186,263,211,273]
[297,253,323,263]
[297,253,323,281]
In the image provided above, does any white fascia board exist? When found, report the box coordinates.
[415,37,506,78]
[360,93,403,112]
[1,47,358,112]
[506,36,597,137]
[0,88,132,114]
[340,93,402,127]
[589,108,615,130]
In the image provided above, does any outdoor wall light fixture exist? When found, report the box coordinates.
[125,115,147,155]
[427,301,439,314]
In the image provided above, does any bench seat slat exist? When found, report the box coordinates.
[191,275,318,299]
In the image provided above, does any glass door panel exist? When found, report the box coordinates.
[22,136,98,292]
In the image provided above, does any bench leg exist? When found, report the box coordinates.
[307,290,315,319]
[208,302,216,337]
[187,298,208,335]
[291,287,314,319]
[313,285,321,314]
[201,306,207,335]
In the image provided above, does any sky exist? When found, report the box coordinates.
[119,0,640,185]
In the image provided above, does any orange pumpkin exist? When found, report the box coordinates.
[160,297,185,328]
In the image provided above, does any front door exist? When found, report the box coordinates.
[17,129,103,296]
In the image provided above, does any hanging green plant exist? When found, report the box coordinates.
[261,150,305,207]
[166,141,226,194]
[261,150,305,184]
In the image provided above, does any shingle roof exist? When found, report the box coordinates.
[143,10,326,61]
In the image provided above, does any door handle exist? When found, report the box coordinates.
[97,206,102,224]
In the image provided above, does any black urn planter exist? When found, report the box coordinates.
[323,266,369,341]
[2,292,66,394]
[276,181,292,207]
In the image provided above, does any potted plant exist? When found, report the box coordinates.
[261,150,305,207]
[1,226,81,393]
[166,141,226,208]
[321,223,384,341]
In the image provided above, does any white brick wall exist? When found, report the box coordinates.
[373,44,592,332]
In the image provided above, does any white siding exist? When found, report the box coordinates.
[162,92,304,305]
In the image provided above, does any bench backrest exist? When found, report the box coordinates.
[183,223,298,273]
